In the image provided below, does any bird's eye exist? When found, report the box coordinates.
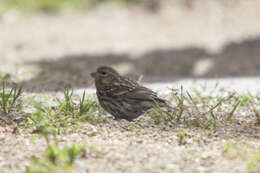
[100,71,107,76]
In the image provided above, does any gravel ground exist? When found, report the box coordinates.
[0,78,260,173]
[1,102,260,173]
[0,1,260,173]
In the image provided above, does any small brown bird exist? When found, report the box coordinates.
[91,66,171,121]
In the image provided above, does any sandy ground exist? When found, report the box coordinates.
[0,0,260,173]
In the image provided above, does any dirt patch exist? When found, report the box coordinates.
[18,37,260,92]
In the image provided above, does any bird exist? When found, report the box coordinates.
[90,66,172,121]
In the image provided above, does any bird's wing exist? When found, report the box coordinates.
[108,77,166,104]
[107,77,138,96]
[124,86,166,104]
[112,81,166,103]
[125,86,176,112]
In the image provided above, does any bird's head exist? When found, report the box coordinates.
[91,66,120,89]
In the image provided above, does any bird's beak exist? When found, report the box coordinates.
[90,72,96,78]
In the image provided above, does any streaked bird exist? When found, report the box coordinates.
[91,66,172,121]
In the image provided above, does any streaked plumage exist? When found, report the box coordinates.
[91,66,171,121]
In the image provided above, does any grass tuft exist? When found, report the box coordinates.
[26,89,106,139]
[149,86,260,130]
[0,80,22,114]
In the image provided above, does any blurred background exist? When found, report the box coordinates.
[0,0,260,92]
